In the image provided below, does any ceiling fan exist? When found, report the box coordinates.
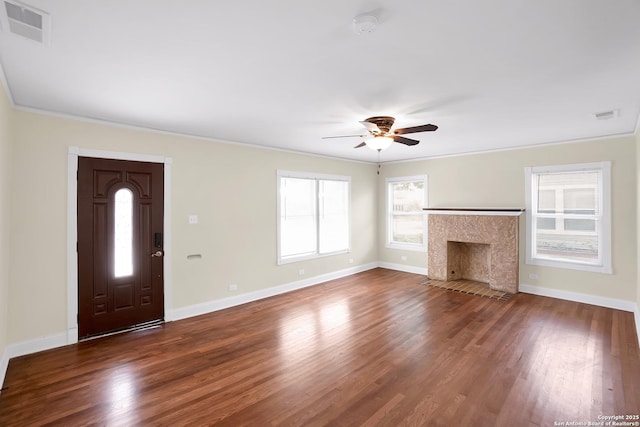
[322,116,438,151]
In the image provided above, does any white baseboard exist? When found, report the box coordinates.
[378,262,428,276]
[5,332,69,360]
[168,262,379,322]
[519,283,637,312]
[0,347,8,392]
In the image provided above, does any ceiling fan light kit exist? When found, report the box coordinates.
[365,136,394,151]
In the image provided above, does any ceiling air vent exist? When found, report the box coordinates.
[1,0,49,44]
[594,109,620,120]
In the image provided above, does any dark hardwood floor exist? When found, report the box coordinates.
[1,268,639,426]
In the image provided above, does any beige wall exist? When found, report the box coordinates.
[379,136,637,301]
[5,104,639,346]
[0,84,11,361]
[9,110,378,343]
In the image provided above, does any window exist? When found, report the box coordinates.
[525,162,611,273]
[277,170,350,264]
[114,188,133,277]
[386,175,427,251]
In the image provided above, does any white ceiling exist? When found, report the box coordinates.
[1,1,639,162]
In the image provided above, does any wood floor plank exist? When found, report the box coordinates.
[1,268,639,426]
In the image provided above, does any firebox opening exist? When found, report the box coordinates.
[446,241,491,283]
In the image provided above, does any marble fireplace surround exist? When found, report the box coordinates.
[425,209,524,294]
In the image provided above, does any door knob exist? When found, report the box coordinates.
[151,250,163,257]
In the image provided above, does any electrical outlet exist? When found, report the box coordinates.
[528,273,538,280]
[228,283,238,291]
[401,255,408,262]
[348,258,354,264]
[298,269,305,276]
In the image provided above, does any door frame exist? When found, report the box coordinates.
[67,146,173,344]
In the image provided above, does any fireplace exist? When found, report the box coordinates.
[425,209,523,294]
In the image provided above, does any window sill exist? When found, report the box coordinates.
[526,256,612,274]
[278,249,351,265]
[386,243,427,252]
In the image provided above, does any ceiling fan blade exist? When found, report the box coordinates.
[392,135,420,146]
[359,121,381,134]
[354,142,367,148]
[393,124,438,135]
[321,134,367,139]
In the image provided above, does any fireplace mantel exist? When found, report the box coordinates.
[424,208,524,216]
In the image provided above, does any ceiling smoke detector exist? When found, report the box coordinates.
[352,14,378,35]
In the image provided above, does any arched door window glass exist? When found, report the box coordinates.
[114,188,133,278]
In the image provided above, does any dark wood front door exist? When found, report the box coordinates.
[77,157,164,339]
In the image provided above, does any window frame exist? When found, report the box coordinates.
[524,161,612,274]
[385,175,428,252]
[277,170,351,265]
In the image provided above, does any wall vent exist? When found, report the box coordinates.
[1,0,49,44]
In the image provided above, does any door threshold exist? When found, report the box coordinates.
[80,319,164,342]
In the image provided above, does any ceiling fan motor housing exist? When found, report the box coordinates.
[365,116,395,134]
